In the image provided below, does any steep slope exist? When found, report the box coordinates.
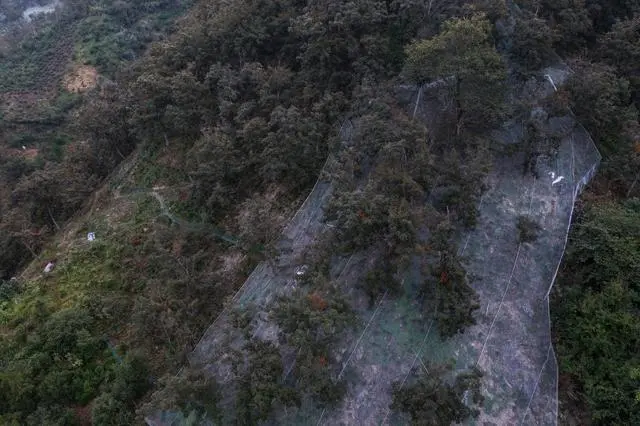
[5,0,636,425]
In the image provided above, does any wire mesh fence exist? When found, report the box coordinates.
[172,64,600,426]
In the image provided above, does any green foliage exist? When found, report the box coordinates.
[4,0,616,423]
[272,289,355,406]
[273,290,356,353]
[564,199,640,292]
[422,223,480,338]
[0,209,226,422]
[0,279,22,302]
[0,22,72,93]
[430,148,490,229]
[42,135,71,163]
[107,355,151,402]
[25,404,78,426]
[510,16,557,72]
[91,393,134,426]
[74,0,193,76]
[293,349,346,407]
[325,105,430,252]
[427,258,480,339]
[566,61,637,156]
[404,13,507,132]
[584,0,640,32]
[516,215,541,243]
[140,369,221,423]
[554,200,640,424]
[535,0,593,53]
[0,304,119,422]
[327,189,399,252]
[236,340,299,424]
[391,364,483,425]
[324,90,484,341]
[10,148,99,229]
[564,20,640,198]
[361,263,402,307]
[631,367,640,402]
[555,280,640,424]
[597,16,640,95]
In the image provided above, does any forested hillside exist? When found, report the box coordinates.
[0,0,637,424]
[0,0,499,424]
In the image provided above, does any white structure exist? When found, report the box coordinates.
[23,1,61,22]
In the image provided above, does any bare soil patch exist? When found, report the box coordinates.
[64,65,98,93]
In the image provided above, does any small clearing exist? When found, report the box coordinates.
[64,65,98,93]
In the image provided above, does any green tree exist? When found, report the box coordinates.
[537,0,593,53]
[404,13,507,134]
[272,290,354,406]
[510,16,557,72]
[597,16,640,99]
[236,340,298,423]
[107,355,150,402]
[566,60,637,156]
[562,199,640,291]
[139,369,221,424]
[516,215,541,243]
[555,280,640,424]
[554,200,640,424]
[391,364,483,425]
[585,0,640,32]
[91,393,134,426]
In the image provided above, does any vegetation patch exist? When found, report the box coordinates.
[516,215,541,244]
[421,223,480,338]
[391,364,483,425]
[553,200,640,424]
[272,288,356,407]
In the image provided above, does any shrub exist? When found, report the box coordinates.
[361,264,402,307]
[272,290,355,407]
[517,215,540,243]
[391,364,483,425]
[273,290,355,351]
[422,241,480,339]
[108,355,151,402]
[91,393,134,426]
[236,341,299,423]
[139,369,221,423]
[0,279,22,302]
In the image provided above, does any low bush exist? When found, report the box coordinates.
[517,215,541,243]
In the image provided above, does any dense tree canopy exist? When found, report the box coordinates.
[554,200,640,424]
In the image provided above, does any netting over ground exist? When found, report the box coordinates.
[177,66,599,426]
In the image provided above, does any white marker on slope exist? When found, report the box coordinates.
[544,74,558,92]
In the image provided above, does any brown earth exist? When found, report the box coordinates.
[64,65,98,93]
[3,146,39,160]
